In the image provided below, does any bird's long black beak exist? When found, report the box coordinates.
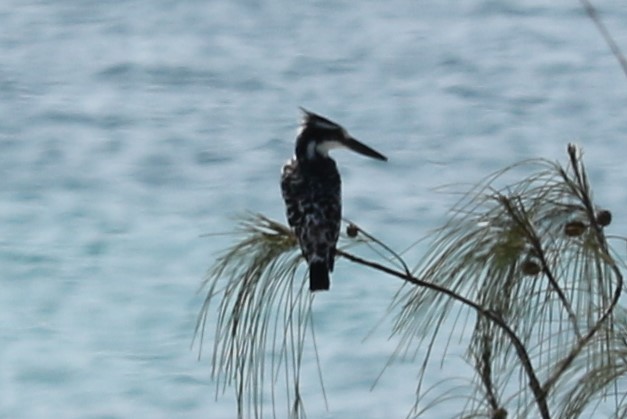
[342,136,387,161]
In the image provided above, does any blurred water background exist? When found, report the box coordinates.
[2,1,627,418]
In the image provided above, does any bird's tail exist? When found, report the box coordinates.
[309,261,330,291]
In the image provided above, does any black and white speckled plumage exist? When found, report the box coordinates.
[281,109,387,291]
[281,152,341,291]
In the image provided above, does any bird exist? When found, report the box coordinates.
[281,108,387,291]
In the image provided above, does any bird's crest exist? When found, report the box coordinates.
[299,107,343,132]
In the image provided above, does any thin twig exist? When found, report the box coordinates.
[497,194,582,339]
[344,218,412,277]
[540,146,624,393]
[580,0,627,80]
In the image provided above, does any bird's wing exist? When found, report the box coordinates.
[280,158,304,230]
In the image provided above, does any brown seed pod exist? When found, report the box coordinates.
[564,220,587,237]
[346,223,359,238]
[521,259,541,276]
[596,209,612,227]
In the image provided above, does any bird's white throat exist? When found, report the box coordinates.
[309,140,343,158]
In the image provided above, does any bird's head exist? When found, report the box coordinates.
[295,108,387,162]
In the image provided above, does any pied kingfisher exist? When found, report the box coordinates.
[281,109,387,291]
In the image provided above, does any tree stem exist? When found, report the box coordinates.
[336,248,551,419]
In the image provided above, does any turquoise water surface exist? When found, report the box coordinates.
[2,1,627,418]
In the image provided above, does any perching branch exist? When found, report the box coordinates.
[336,247,550,419]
